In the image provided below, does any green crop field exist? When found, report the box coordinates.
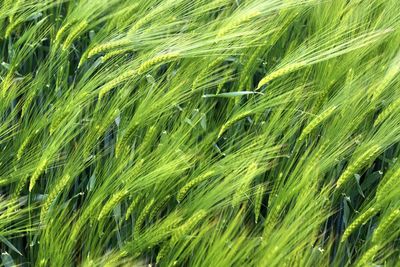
[0,0,399,266]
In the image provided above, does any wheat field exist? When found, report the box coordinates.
[0,0,400,266]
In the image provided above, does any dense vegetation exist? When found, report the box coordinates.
[0,0,399,266]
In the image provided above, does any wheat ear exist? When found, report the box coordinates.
[177,170,215,202]
[257,62,306,89]
[341,207,378,242]
[372,209,400,243]
[134,198,155,237]
[40,174,71,223]
[298,106,337,141]
[336,145,381,189]
[98,190,128,221]
[62,21,88,50]
[254,184,265,224]
[29,158,48,191]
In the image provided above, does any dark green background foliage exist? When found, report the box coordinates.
[0,0,399,266]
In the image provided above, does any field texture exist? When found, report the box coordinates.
[0,0,400,266]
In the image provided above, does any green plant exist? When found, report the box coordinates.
[1,0,400,266]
